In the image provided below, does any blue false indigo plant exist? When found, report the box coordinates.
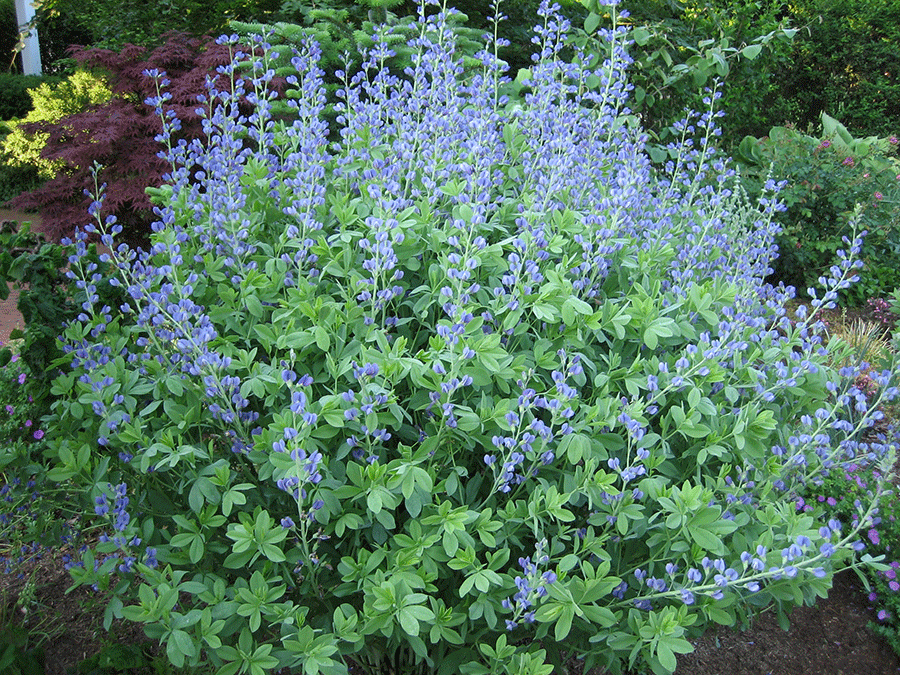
[45,2,899,674]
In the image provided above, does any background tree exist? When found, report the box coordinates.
[1,0,18,71]
[31,0,283,50]
[779,0,900,138]
[5,34,247,243]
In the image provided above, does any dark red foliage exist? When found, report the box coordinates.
[7,33,242,244]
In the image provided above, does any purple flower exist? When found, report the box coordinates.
[144,548,158,569]
[94,494,109,517]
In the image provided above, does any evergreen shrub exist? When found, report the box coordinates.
[1,69,111,179]
[46,3,898,674]
[230,6,487,139]
[31,0,281,51]
[0,73,62,122]
[0,156,41,204]
[778,0,900,139]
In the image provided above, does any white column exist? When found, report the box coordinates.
[14,0,41,75]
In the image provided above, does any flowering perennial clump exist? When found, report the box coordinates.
[42,2,899,674]
[0,347,90,599]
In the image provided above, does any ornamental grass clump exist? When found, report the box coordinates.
[44,2,899,674]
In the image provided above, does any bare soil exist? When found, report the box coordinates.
[2,207,900,674]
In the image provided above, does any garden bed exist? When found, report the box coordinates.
[2,550,898,674]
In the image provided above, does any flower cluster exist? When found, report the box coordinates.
[62,482,157,592]
[0,349,47,445]
[502,540,558,630]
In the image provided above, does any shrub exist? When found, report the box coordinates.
[0,220,120,404]
[0,343,58,577]
[410,0,588,76]
[0,158,41,204]
[735,114,900,305]
[574,0,799,152]
[45,3,898,675]
[0,73,63,122]
[268,0,588,77]
[1,70,112,179]
[230,5,487,138]
[0,348,49,457]
[33,0,282,50]
[777,0,900,140]
[6,34,251,245]
[599,0,900,151]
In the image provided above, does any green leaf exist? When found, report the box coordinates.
[166,634,186,668]
[554,606,574,642]
[171,629,197,658]
[559,554,580,572]
[315,326,330,351]
[224,550,255,569]
[633,27,652,46]
[217,661,242,675]
[584,12,600,34]
[189,537,205,564]
[707,606,734,626]
[166,376,184,396]
[533,302,557,321]
[443,530,459,557]
[643,326,658,350]
[245,294,264,318]
[821,112,854,145]
[534,602,563,624]
[260,542,286,563]
[741,44,762,60]
[656,640,677,673]
[688,526,722,552]
[561,433,592,463]
[397,608,420,636]
[367,489,383,514]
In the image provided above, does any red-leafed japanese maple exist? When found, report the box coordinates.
[7,34,243,244]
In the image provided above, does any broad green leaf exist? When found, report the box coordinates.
[741,44,762,60]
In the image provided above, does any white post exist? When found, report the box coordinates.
[14,0,41,75]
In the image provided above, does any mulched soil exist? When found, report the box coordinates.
[3,554,898,675]
[2,207,900,674]
[677,571,900,675]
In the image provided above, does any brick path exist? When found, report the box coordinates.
[0,209,41,346]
